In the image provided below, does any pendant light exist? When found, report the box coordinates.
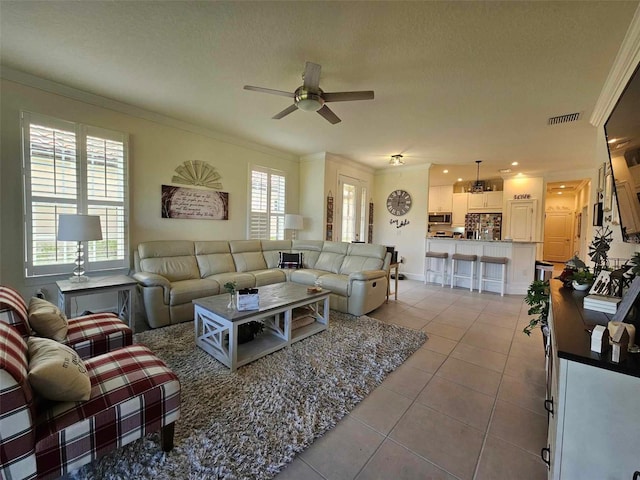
[472,160,483,193]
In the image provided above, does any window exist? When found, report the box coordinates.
[338,175,368,242]
[22,112,129,278]
[249,166,286,240]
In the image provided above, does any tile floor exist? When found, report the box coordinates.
[274,280,549,480]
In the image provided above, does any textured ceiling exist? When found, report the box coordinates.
[1,1,638,181]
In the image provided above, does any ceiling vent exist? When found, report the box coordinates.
[547,112,581,126]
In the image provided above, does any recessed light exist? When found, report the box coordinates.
[443,169,449,173]
[560,185,565,189]
[499,168,512,174]
[558,192,563,195]
[608,138,618,144]
[457,178,463,182]
[516,172,523,177]
[511,162,518,166]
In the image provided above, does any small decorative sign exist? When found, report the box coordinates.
[389,218,410,228]
[513,194,531,199]
[161,185,228,219]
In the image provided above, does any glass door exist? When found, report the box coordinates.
[338,175,368,242]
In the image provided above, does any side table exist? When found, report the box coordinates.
[56,275,138,332]
[386,262,399,303]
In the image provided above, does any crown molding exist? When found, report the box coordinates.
[0,66,298,162]
[590,4,640,127]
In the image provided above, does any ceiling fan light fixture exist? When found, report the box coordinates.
[390,154,405,166]
[295,88,324,111]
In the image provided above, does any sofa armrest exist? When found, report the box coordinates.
[133,272,171,304]
[348,270,387,282]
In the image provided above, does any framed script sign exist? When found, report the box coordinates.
[161,185,229,219]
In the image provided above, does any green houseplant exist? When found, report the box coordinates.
[523,279,550,340]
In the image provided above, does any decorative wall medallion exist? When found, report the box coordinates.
[386,190,412,216]
[172,160,223,189]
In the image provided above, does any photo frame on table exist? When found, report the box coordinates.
[597,163,605,192]
[603,173,613,212]
[612,276,640,322]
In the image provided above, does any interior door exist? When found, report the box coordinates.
[338,175,367,242]
[544,212,574,262]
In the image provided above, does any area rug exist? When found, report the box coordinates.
[69,311,427,480]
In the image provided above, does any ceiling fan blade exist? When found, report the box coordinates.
[323,91,375,102]
[317,105,341,124]
[302,62,322,90]
[244,85,295,98]
[272,104,298,120]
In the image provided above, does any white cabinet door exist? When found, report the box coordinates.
[508,199,536,242]
[428,185,453,212]
[467,193,486,210]
[485,191,503,211]
[452,193,468,226]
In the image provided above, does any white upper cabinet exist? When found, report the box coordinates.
[452,193,468,226]
[467,191,503,211]
[428,185,453,212]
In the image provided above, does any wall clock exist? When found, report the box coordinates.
[386,189,412,216]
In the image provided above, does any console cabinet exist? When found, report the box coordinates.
[545,282,640,479]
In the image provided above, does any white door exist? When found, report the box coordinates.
[508,199,537,241]
[338,176,367,242]
[544,212,574,262]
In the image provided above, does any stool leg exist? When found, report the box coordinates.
[501,263,506,296]
[479,262,483,293]
[424,257,428,285]
[450,259,455,288]
[440,258,446,287]
[470,261,475,292]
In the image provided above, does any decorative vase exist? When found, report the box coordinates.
[572,281,591,291]
[227,293,236,309]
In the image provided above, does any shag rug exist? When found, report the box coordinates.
[70,311,426,480]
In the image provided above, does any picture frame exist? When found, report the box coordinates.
[597,163,605,192]
[593,202,603,226]
[612,276,640,322]
[603,173,613,212]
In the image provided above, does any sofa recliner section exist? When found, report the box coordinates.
[133,240,390,328]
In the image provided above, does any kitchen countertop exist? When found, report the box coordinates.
[426,237,540,243]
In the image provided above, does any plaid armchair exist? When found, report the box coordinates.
[0,285,132,359]
[0,322,181,479]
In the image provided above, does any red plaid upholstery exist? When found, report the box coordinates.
[0,285,31,338]
[34,345,181,479]
[0,322,37,480]
[0,285,133,360]
[65,313,133,360]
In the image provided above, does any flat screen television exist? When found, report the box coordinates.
[605,63,640,243]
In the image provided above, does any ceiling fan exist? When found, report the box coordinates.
[243,61,374,124]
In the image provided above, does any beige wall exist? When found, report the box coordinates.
[373,165,430,279]
[299,153,326,240]
[0,79,299,298]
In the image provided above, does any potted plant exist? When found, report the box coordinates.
[523,279,550,346]
[569,268,594,290]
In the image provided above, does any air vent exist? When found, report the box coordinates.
[547,112,581,126]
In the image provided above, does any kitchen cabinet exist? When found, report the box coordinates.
[467,191,503,211]
[507,199,536,241]
[451,193,468,227]
[428,185,453,212]
[545,282,640,479]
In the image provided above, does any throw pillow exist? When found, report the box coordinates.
[27,337,91,402]
[278,252,303,269]
[28,297,68,342]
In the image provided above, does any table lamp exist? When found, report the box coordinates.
[57,214,103,282]
[284,214,303,240]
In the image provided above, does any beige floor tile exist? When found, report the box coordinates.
[392,312,432,330]
[450,342,507,373]
[423,334,458,356]
[476,312,519,330]
[510,335,546,362]
[466,322,514,341]
[274,458,325,480]
[416,376,495,431]
[433,315,476,330]
[498,375,546,416]
[300,415,385,480]
[436,357,502,396]
[401,304,440,320]
[382,364,433,399]
[484,300,523,314]
[413,298,452,314]
[390,403,484,480]
[403,348,447,373]
[440,304,481,320]
[351,386,413,434]
[488,400,548,456]
[475,435,547,480]
[423,321,468,341]
[356,439,456,480]
[503,354,546,386]
[459,329,512,355]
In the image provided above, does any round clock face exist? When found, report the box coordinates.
[386,189,412,216]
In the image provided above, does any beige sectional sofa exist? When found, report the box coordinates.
[133,239,390,328]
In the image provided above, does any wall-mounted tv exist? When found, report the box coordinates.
[605,64,640,243]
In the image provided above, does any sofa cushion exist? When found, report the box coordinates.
[314,273,349,297]
[233,252,267,273]
[169,279,220,306]
[339,254,385,275]
[27,337,91,402]
[278,252,303,269]
[65,313,133,360]
[314,252,346,274]
[28,297,68,342]
[292,240,323,268]
[196,253,236,278]
[252,269,286,287]
[208,272,256,290]
[289,269,328,286]
[139,255,200,282]
[261,240,292,268]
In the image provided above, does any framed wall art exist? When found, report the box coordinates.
[161,185,228,219]
[597,163,605,192]
[603,173,613,212]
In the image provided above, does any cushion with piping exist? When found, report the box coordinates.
[28,297,68,341]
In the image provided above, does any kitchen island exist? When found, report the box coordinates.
[424,237,538,295]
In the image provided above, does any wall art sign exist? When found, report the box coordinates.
[172,160,223,189]
[326,191,334,241]
[513,194,531,199]
[162,185,228,219]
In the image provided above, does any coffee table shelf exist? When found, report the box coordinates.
[291,321,326,342]
[237,333,288,367]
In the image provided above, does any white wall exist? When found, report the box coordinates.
[373,165,430,280]
[0,78,299,301]
[299,153,326,240]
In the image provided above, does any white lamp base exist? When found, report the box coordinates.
[69,275,90,283]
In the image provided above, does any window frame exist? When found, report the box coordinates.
[21,111,130,279]
[248,165,286,240]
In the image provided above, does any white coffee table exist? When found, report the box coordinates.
[193,283,330,371]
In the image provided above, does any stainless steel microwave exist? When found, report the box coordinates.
[428,212,452,224]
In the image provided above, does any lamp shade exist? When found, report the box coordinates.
[57,214,103,241]
[284,214,303,230]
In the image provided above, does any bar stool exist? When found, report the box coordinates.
[450,253,478,291]
[424,251,448,287]
[479,256,509,296]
